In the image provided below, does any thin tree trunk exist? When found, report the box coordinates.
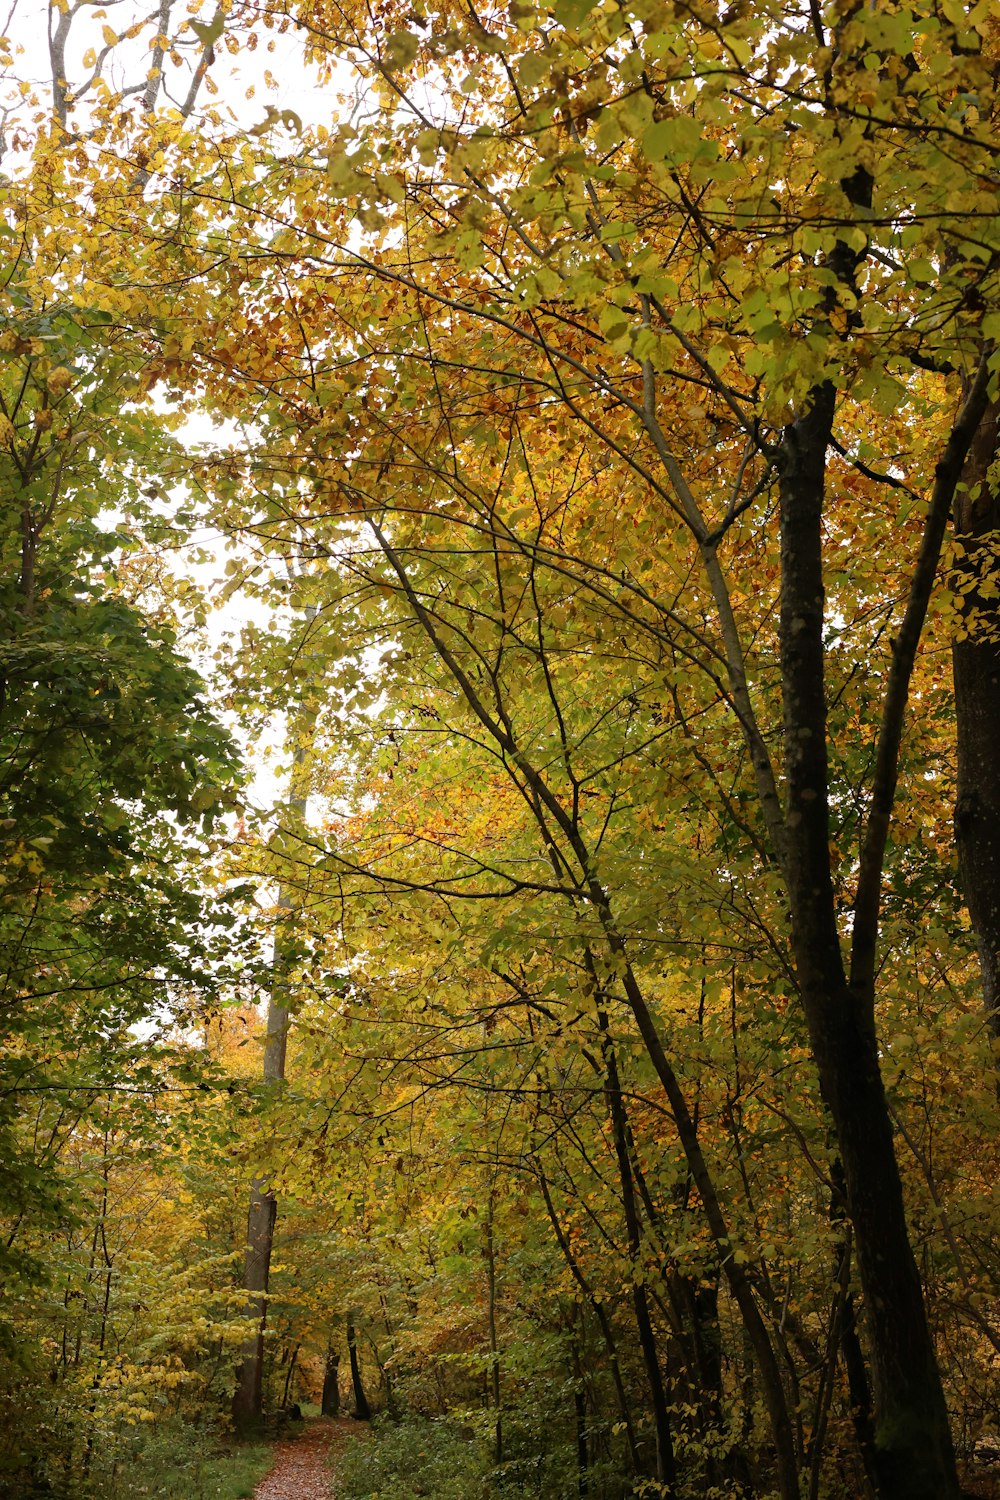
[485,1197,503,1467]
[596,1007,676,1494]
[375,523,799,1500]
[624,1108,751,1491]
[81,1139,113,1482]
[571,1324,589,1500]
[591,922,800,1500]
[840,1284,878,1497]
[829,1160,879,1495]
[535,1165,641,1474]
[347,1310,371,1420]
[281,1343,299,1408]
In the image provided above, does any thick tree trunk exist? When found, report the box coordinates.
[231,976,289,1426]
[232,1185,277,1425]
[778,385,960,1500]
[321,1347,341,1417]
[811,1004,957,1499]
[953,396,1000,1056]
[232,667,314,1427]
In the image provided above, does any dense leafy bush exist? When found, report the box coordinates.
[336,1416,491,1500]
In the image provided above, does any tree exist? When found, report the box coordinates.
[0,302,242,1231]
[233,648,317,1428]
[953,391,1000,1060]
[4,0,998,1494]
[111,3,999,1495]
[0,113,250,1495]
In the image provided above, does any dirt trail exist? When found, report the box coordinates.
[253,1416,360,1500]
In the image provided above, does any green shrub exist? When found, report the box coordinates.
[86,1419,272,1500]
[336,1415,492,1500]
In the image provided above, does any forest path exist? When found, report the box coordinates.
[253,1416,360,1500]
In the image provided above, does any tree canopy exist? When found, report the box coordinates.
[1,2,999,1498]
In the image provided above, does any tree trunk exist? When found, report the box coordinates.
[597,1008,676,1493]
[571,1330,589,1499]
[683,1275,753,1495]
[815,1010,956,1499]
[232,653,315,1427]
[281,1343,299,1408]
[232,1185,277,1426]
[535,1163,641,1474]
[953,395,1000,1058]
[321,1347,341,1417]
[485,1198,503,1467]
[347,1311,371,1420]
[778,382,960,1500]
[375,524,799,1496]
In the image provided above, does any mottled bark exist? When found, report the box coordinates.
[233,653,314,1426]
[232,1185,277,1426]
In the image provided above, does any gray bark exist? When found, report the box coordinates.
[233,628,316,1426]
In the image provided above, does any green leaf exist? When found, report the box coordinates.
[189,10,224,47]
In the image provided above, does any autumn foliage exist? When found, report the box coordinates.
[1,2,999,1498]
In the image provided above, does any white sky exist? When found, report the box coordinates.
[0,0,346,132]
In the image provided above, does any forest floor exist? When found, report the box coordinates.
[252,1416,361,1500]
